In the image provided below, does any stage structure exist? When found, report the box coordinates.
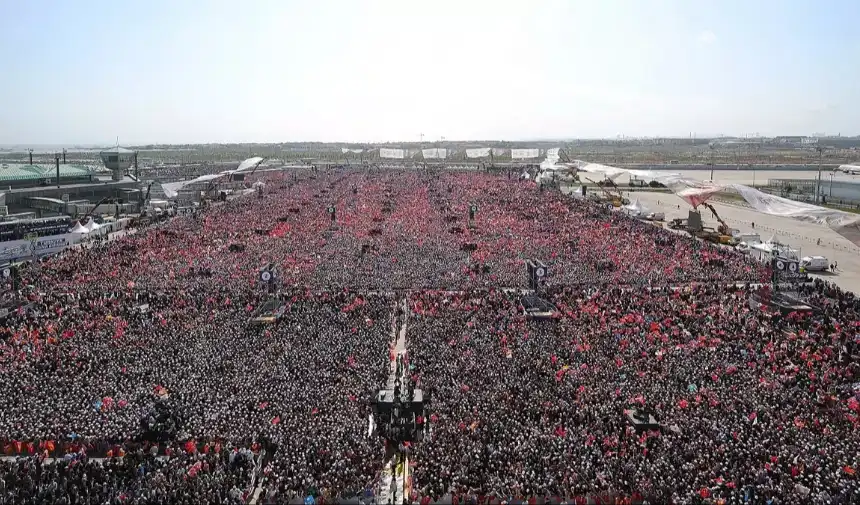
[249,263,285,326]
[371,355,429,443]
[521,259,557,320]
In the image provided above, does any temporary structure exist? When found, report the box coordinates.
[69,221,89,234]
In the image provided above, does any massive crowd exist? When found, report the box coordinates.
[0,167,856,504]
[407,282,859,504]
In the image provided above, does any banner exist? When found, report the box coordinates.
[466,148,492,158]
[511,148,540,159]
[492,148,507,157]
[422,148,447,159]
[0,233,80,262]
[380,148,405,159]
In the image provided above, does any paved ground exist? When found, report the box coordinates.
[643,169,860,186]
[624,191,860,292]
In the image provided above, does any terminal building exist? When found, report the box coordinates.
[0,146,143,218]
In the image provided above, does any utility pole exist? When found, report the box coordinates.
[815,145,824,204]
[709,144,716,182]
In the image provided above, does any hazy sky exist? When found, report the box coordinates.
[1,0,858,145]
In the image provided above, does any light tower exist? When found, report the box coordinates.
[99,146,136,181]
[814,144,825,204]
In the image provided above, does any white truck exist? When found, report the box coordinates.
[731,233,761,251]
[800,256,829,272]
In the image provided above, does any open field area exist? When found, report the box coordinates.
[619,190,860,291]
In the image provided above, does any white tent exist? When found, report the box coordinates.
[84,220,101,232]
[623,199,647,215]
[69,221,89,234]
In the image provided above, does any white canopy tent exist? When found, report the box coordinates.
[623,199,648,216]
[69,221,89,234]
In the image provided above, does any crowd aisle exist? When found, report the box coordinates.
[0,168,855,505]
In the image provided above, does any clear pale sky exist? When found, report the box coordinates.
[1,0,858,145]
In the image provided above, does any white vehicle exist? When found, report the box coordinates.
[748,241,800,263]
[800,256,829,272]
[645,212,665,221]
[733,233,761,246]
[838,164,860,175]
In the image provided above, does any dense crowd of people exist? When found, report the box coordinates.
[407,282,859,504]
[0,167,855,504]
[138,162,239,180]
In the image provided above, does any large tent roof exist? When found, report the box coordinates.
[161,157,265,198]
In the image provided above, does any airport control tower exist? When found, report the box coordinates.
[99,146,136,181]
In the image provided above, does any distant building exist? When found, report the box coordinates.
[773,136,806,145]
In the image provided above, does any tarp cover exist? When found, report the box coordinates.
[236,157,265,173]
[160,157,263,199]
[554,155,860,246]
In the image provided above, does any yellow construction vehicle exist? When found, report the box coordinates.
[701,202,734,244]
[603,178,631,205]
[585,177,623,207]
